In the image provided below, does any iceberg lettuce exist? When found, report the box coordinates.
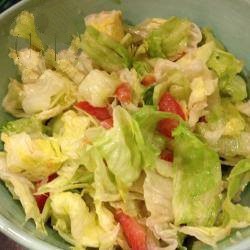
[0,154,44,231]
[2,132,66,181]
[80,26,131,72]
[172,124,222,226]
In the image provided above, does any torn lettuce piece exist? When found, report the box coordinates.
[133,60,152,79]
[21,70,76,119]
[51,110,91,159]
[80,26,131,72]
[207,49,247,102]
[2,79,25,118]
[0,116,44,136]
[223,159,250,224]
[147,17,202,60]
[10,11,44,51]
[78,69,119,107]
[50,192,118,248]
[9,49,46,84]
[2,132,66,182]
[0,154,44,231]
[133,106,180,157]
[201,28,225,50]
[173,124,222,226]
[119,68,144,106]
[84,10,124,41]
[94,106,144,189]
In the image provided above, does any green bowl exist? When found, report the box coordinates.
[0,0,250,249]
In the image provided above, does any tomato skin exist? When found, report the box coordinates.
[141,75,156,87]
[160,149,173,162]
[114,209,147,250]
[115,83,132,103]
[35,194,49,213]
[34,173,58,212]
[100,117,113,129]
[75,101,111,121]
[157,118,179,139]
[158,92,186,120]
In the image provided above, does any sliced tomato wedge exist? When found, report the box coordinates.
[75,101,111,121]
[34,173,58,212]
[157,92,186,138]
[115,83,132,103]
[157,118,179,139]
[158,92,186,120]
[114,209,147,250]
[160,149,174,162]
[141,75,156,87]
[100,117,113,129]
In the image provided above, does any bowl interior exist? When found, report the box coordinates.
[0,0,250,249]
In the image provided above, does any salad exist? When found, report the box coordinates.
[1,9,250,250]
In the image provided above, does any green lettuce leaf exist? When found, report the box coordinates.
[207,49,247,102]
[223,159,250,224]
[37,162,93,194]
[84,10,125,41]
[80,26,131,72]
[10,11,44,51]
[2,79,25,118]
[51,110,91,159]
[201,28,225,50]
[22,70,76,120]
[2,132,66,181]
[94,106,144,189]
[1,117,44,136]
[50,192,118,248]
[147,17,201,60]
[78,69,119,107]
[173,124,222,226]
[133,106,180,157]
[133,60,152,78]
[0,153,44,231]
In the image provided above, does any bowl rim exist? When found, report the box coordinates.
[0,0,250,250]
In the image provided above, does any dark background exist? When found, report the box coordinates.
[0,1,24,249]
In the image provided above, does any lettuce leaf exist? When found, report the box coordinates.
[201,28,225,50]
[2,132,66,181]
[22,70,76,119]
[207,49,247,102]
[94,106,144,189]
[84,10,124,41]
[78,69,119,107]
[223,159,250,224]
[80,26,131,72]
[1,116,44,136]
[9,49,46,84]
[2,79,26,118]
[147,17,201,60]
[50,192,118,248]
[51,110,91,159]
[0,154,44,231]
[10,11,44,51]
[173,124,222,226]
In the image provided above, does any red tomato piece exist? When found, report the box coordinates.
[157,118,179,139]
[158,92,186,120]
[115,83,132,103]
[160,149,173,162]
[100,117,113,129]
[75,101,111,121]
[114,209,147,250]
[35,194,49,213]
[141,75,156,87]
[34,173,58,212]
